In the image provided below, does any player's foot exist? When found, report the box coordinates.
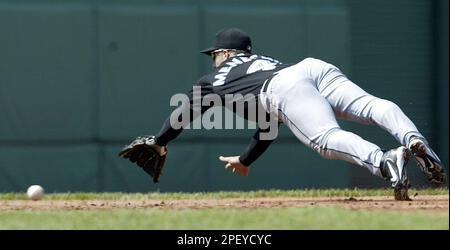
[380,146,410,201]
[408,137,446,186]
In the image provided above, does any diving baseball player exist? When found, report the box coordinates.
[119,28,446,201]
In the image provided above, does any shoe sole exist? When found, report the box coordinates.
[410,141,427,157]
[410,141,446,186]
[393,148,411,201]
[394,186,411,201]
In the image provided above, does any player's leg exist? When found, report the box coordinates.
[263,66,409,199]
[318,68,421,146]
[315,61,445,185]
[265,64,383,177]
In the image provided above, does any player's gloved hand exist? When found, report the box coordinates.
[219,156,249,176]
[118,135,168,183]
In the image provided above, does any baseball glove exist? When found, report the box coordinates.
[118,135,167,183]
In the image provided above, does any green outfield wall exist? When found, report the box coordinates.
[0,0,448,192]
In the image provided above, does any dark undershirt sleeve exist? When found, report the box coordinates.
[155,81,213,146]
[154,114,184,146]
[238,127,276,167]
[155,102,213,146]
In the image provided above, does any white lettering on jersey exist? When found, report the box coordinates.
[246,59,277,74]
[212,55,259,86]
[241,55,258,63]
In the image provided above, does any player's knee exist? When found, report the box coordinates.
[371,99,402,120]
[313,127,342,160]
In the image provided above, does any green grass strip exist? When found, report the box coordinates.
[0,188,447,200]
[0,206,447,230]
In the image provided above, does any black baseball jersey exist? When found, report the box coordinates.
[156,53,292,166]
[191,53,291,103]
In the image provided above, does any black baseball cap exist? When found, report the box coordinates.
[200,28,252,55]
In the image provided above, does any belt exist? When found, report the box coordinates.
[261,74,276,93]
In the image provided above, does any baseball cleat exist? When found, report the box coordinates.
[408,138,446,186]
[380,146,410,201]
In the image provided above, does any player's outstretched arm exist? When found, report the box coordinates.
[156,83,213,146]
[219,128,276,176]
[219,156,249,176]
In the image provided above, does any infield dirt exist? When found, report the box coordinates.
[1,195,447,212]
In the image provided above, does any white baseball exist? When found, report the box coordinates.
[27,185,45,201]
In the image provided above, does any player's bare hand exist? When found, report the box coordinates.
[219,156,249,176]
